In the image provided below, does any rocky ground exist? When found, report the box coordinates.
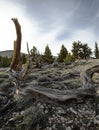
[0,59,99,130]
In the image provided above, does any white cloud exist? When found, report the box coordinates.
[0,1,39,53]
[55,29,97,54]
[0,0,99,56]
[72,29,96,42]
[71,29,97,51]
[0,1,64,55]
[0,1,25,50]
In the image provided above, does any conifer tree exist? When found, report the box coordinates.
[43,45,54,63]
[82,44,92,59]
[72,41,92,60]
[57,44,68,62]
[71,41,82,59]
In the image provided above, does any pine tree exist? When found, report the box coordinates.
[57,44,68,62]
[43,45,54,64]
[71,41,82,59]
[72,41,92,60]
[81,44,92,59]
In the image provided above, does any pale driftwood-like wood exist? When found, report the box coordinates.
[24,86,95,105]
[83,65,99,88]
[22,43,31,80]
[10,18,22,71]
[23,64,98,104]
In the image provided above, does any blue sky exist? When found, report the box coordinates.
[0,0,99,55]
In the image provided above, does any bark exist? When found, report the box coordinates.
[10,18,22,71]
[24,86,95,106]
[9,18,24,95]
[22,42,32,80]
[9,18,32,94]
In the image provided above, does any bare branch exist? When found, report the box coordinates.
[27,42,30,56]
[22,42,31,80]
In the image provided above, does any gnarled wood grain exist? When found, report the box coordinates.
[10,18,22,71]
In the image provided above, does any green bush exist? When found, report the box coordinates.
[0,56,11,67]
[64,53,75,62]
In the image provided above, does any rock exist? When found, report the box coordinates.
[96,115,99,120]
[8,118,14,123]
[69,107,77,115]
[66,126,72,130]
[67,120,73,124]
[94,119,99,124]
[57,107,65,115]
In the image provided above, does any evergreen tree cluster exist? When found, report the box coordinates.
[71,41,92,60]
[57,44,68,62]
[0,54,27,68]
[30,41,93,65]
[0,41,98,67]
[0,56,11,67]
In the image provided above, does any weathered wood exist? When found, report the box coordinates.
[10,18,22,71]
[24,86,95,105]
[0,93,14,114]
[21,43,31,80]
[9,18,33,95]
[83,65,99,89]
[9,18,24,95]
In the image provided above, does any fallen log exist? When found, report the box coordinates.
[24,86,95,105]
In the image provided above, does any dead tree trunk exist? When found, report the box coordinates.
[9,18,33,95]
[10,18,22,71]
[9,18,23,95]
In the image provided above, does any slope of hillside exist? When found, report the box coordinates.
[0,50,27,58]
[0,50,13,58]
[0,59,99,130]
